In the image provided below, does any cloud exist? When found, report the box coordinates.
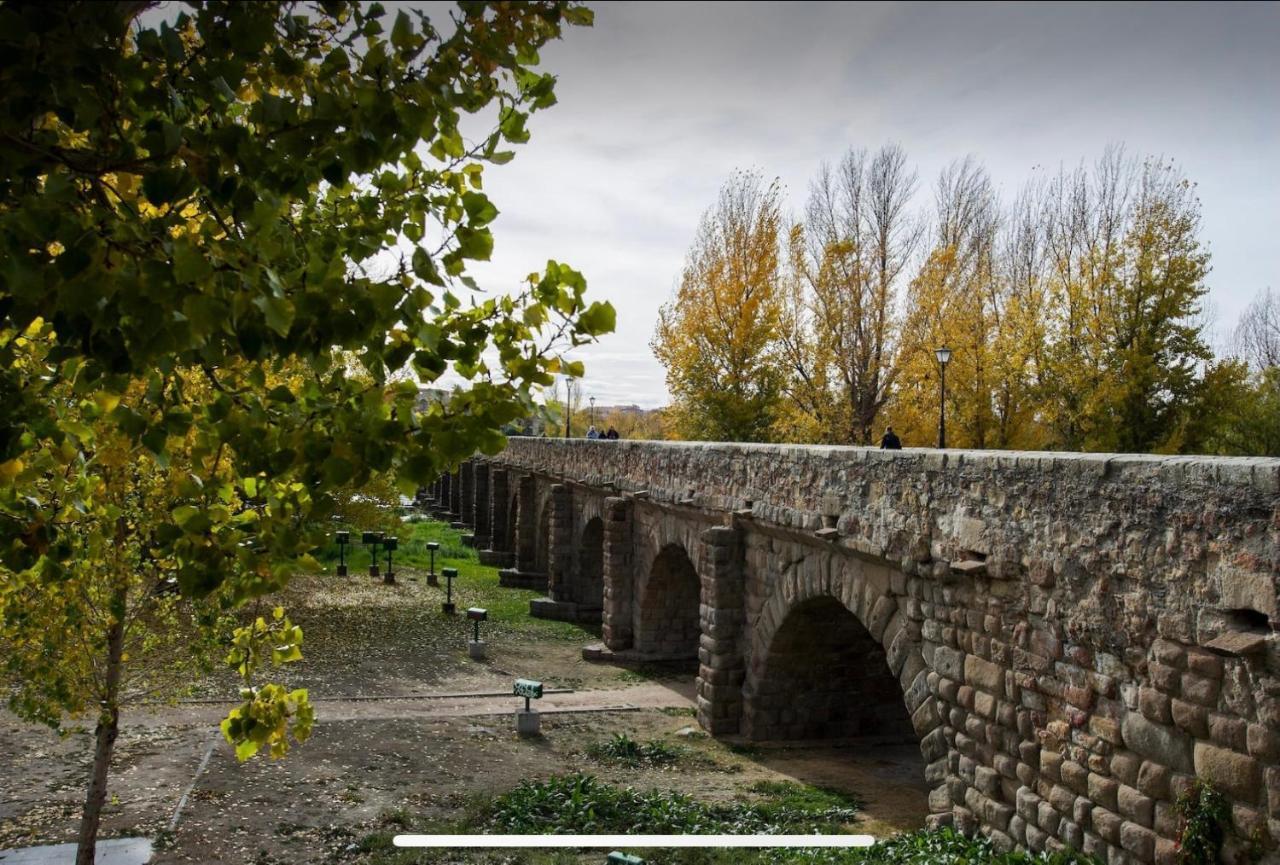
[437,1,1280,406]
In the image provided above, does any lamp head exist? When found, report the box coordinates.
[934,347,953,365]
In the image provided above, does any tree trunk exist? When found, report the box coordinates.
[76,611,125,865]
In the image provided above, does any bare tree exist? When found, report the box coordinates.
[1234,288,1280,372]
[784,144,920,444]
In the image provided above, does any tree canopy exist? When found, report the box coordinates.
[0,2,611,860]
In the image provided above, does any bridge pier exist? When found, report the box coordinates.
[497,473,546,591]
[471,461,491,550]
[478,466,513,567]
[696,525,746,735]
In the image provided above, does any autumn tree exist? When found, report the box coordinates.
[1200,288,1280,456]
[778,145,919,444]
[1100,159,1212,452]
[0,3,609,862]
[652,170,785,441]
[892,157,1001,448]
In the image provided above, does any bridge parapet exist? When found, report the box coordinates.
[496,439,1279,630]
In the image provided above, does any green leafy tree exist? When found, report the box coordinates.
[0,2,610,862]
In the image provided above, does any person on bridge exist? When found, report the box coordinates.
[586,425,600,439]
[605,427,619,440]
[880,427,902,450]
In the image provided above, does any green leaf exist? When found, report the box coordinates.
[456,227,493,261]
[578,301,616,336]
[254,295,295,336]
[173,242,212,284]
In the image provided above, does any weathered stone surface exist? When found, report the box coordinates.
[1122,714,1193,773]
[1194,742,1263,804]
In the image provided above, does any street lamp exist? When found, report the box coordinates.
[589,395,596,428]
[934,347,952,449]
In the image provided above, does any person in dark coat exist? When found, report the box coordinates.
[880,426,902,450]
[605,427,619,440]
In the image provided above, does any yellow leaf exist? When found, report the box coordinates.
[0,458,23,484]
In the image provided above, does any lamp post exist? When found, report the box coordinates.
[563,377,572,439]
[335,531,349,577]
[934,347,952,449]
[467,607,488,660]
[383,536,397,585]
[589,395,596,428]
[362,531,383,577]
[426,541,440,586]
[441,566,458,614]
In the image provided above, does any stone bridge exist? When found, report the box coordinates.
[423,439,1280,863]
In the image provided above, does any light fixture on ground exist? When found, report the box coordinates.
[513,678,543,736]
[934,346,952,449]
[467,607,488,659]
[441,566,458,614]
[382,536,397,584]
[362,531,383,577]
[426,541,440,586]
[335,531,349,577]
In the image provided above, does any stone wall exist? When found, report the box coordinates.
[476,439,1280,863]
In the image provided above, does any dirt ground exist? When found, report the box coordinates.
[0,536,930,864]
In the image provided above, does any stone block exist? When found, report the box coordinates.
[1089,773,1120,810]
[1093,806,1123,844]
[1209,713,1247,751]
[1194,742,1262,804]
[1139,686,1172,724]
[975,765,1001,797]
[1181,672,1220,708]
[1120,821,1155,860]
[965,654,1005,697]
[1137,761,1170,801]
[1117,784,1154,827]
[1111,752,1141,788]
[1038,800,1062,834]
[1155,838,1179,865]
[1185,648,1224,679]
[1152,638,1187,669]
[1171,698,1209,738]
[1252,724,1280,761]
[934,646,965,681]
[1062,760,1089,795]
[1122,713,1193,773]
[1149,662,1180,693]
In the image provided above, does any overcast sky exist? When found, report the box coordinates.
[456,1,1279,408]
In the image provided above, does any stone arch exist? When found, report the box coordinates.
[742,562,945,818]
[575,516,605,615]
[743,595,912,741]
[634,543,701,658]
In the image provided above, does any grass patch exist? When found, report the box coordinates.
[308,518,595,643]
[747,779,862,814]
[586,733,686,768]
[480,773,859,835]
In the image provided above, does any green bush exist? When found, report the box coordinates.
[481,774,858,835]
[586,734,686,768]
